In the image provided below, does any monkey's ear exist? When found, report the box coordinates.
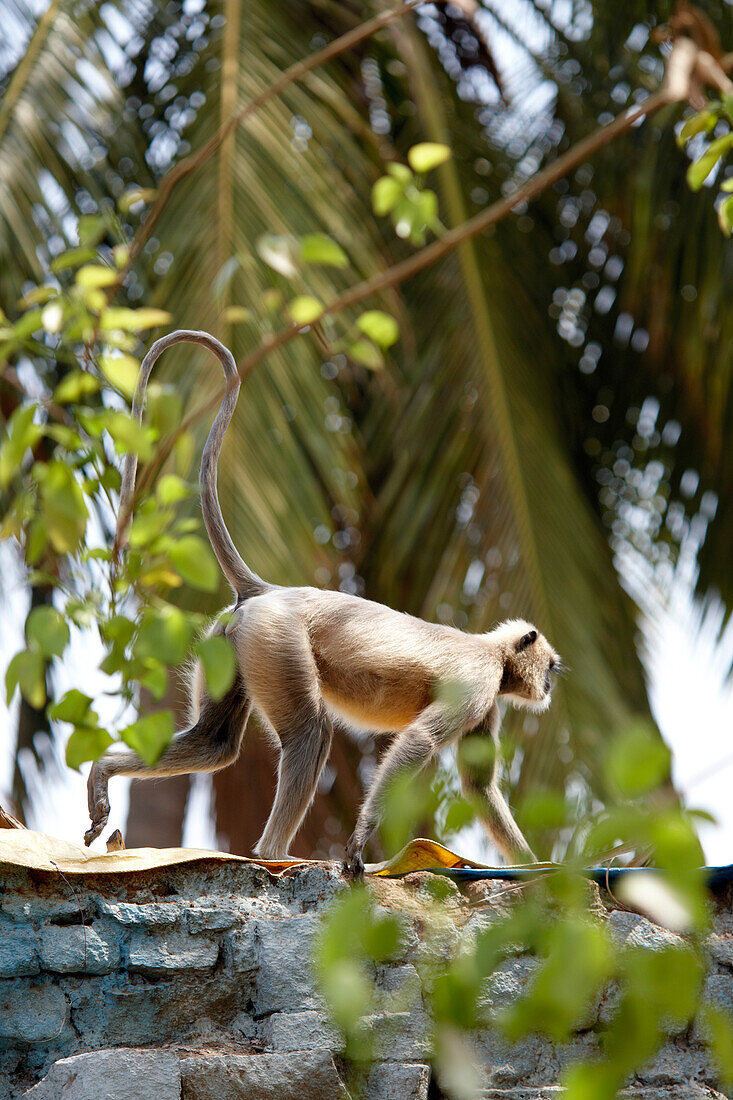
[517,629,537,651]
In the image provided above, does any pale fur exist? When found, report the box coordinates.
[86,331,561,872]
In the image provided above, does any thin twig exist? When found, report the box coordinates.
[126,83,674,518]
[117,0,423,282]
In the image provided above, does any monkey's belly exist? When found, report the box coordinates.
[320,683,426,732]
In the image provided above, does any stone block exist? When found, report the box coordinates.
[474,1029,555,1087]
[260,1009,339,1053]
[127,930,218,976]
[180,1051,349,1099]
[1,894,87,923]
[708,935,733,968]
[363,1007,431,1062]
[187,905,242,933]
[97,899,181,926]
[38,923,120,974]
[0,918,39,977]
[254,914,322,1015]
[363,1061,430,1100]
[636,1039,716,1085]
[481,956,539,1011]
[0,981,68,1042]
[23,1048,180,1099]
[608,910,685,951]
[224,924,257,974]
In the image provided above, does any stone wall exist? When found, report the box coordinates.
[0,856,731,1099]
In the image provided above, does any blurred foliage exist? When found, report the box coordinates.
[316,725,733,1098]
[0,0,731,855]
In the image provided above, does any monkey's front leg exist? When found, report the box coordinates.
[345,703,445,876]
[458,704,536,864]
[85,761,111,846]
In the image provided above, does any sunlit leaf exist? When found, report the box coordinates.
[169,535,220,591]
[118,186,157,213]
[49,689,93,724]
[348,339,384,370]
[54,371,101,404]
[300,233,348,268]
[5,649,46,708]
[195,635,237,700]
[26,605,70,659]
[120,710,175,765]
[408,142,451,173]
[356,310,399,348]
[288,295,323,325]
[98,353,139,398]
[76,264,117,288]
[100,307,172,332]
[256,233,297,277]
[65,726,113,770]
[372,175,402,216]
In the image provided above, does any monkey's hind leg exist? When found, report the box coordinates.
[254,704,333,861]
[85,677,250,846]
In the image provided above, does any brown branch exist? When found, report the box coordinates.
[118,0,422,282]
[129,83,675,512]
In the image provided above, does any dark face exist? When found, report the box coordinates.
[498,627,562,712]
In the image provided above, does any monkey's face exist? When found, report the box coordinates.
[496,621,562,712]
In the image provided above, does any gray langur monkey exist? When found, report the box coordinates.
[85,330,563,873]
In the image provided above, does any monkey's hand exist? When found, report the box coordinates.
[85,762,110,847]
[343,832,365,879]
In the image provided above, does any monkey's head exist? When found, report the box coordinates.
[494,619,563,712]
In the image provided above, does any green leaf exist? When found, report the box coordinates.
[49,689,93,724]
[168,535,220,591]
[686,133,733,191]
[104,412,155,459]
[53,371,101,404]
[98,353,139,398]
[348,339,384,371]
[255,233,297,277]
[118,186,157,213]
[133,605,196,666]
[156,475,191,504]
[77,214,110,246]
[65,726,113,771]
[195,635,237,700]
[0,405,43,489]
[606,724,671,797]
[718,194,733,236]
[372,176,402,216]
[34,461,89,553]
[5,649,46,708]
[300,233,349,268]
[356,311,399,349]
[128,508,172,548]
[120,710,175,765]
[100,307,172,332]
[50,246,97,273]
[17,285,57,309]
[26,606,70,659]
[76,264,117,289]
[386,162,412,182]
[677,110,717,148]
[408,142,451,173]
[288,296,323,325]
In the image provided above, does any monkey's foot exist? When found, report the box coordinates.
[85,763,110,847]
[343,834,365,878]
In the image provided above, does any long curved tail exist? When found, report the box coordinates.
[115,329,267,600]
